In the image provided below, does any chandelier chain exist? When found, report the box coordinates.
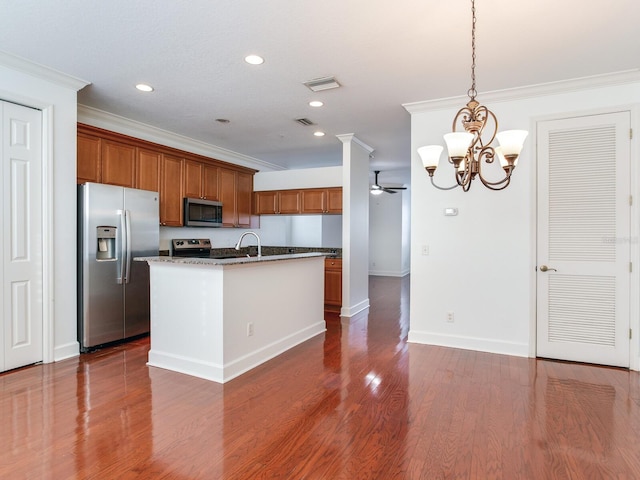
[468,0,477,100]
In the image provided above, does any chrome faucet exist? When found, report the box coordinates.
[234,231,262,258]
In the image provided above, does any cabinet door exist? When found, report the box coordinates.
[278,190,301,214]
[202,164,219,200]
[160,154,184,226]
[236,171,253,228]
[254,191,278,215]
[326,187,342,213]
[301,189,326,214]
[101,139,136,188]
[324,258,342,307]
[183,159,203,198]
[219,168,237,227]
[136,148,161,192]
[77,132,101,184]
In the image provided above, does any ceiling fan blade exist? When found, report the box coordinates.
[385,186,407,190]
[381,187,398,194]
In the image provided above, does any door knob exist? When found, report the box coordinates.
[539,265,557,272]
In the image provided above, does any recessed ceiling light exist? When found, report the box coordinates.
[314,131,325,137]
[309,100,324,107]
[244,54,264,65]
[135,83,154,92]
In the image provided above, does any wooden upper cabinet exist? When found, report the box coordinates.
[219,168,237,227]
[202,164,219,201]
[255,187,342,215]
[236,172,253,228]
[76,124,255,227]
[160,154,184,226]
[300,189,326,214]
[183,159,203,199]
[254,190,301,214]
[278,190,301,214]
[254,191,278,215]
[77,132,101,184]
[136,148,161,192]
[326,187,342,213]
[220,168,252,227]
[184,160,219,200]
[101,140,136,188]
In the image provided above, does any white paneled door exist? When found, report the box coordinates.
[537,111,631,367]
[1,101,43,372]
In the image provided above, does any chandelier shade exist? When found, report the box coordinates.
[417,0,528,192]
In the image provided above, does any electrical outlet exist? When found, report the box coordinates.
[446,312,454,323]
[247,322,254,336]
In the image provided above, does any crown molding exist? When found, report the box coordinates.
[336,133,374,153]
[77,104,285,172]
[0,50,89,91]
[403,70,640,114]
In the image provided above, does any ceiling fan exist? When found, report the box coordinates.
[370,170,407,195]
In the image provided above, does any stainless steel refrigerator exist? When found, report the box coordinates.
[78,182,159,352]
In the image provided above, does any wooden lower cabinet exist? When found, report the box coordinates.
[324,258,342,310]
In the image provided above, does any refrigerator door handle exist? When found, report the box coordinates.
[124,209,132,284]
[116,209,125,284]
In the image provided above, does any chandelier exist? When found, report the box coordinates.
[417,0,528,192]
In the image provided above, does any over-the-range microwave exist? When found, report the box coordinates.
[183,197,223,227]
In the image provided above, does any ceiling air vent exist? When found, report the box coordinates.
[295,118,315,126]
[303,76,340,92]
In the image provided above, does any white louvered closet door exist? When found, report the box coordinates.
[537,111,631,367]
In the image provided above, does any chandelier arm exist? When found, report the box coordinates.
[430,176,460,191]
[477,173,511,191]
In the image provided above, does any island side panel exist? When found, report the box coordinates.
[147,262,225,382]
[220,256,326,382]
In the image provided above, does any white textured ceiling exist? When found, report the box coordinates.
[1,0,638,186]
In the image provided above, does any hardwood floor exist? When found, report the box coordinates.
[2,275,640,479]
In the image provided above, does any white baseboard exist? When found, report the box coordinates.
[54,341,80,362]
[408,330,529,358]
[369,268,410,277]
[341,298,370,318]
[148,321,326,383]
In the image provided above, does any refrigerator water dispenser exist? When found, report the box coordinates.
[96,226,117,261]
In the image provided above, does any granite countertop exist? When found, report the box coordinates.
[135,252,328,266]
[159,246,341,258]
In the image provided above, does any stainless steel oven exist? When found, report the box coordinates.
[171,238,212,257]
[183,198,222,227]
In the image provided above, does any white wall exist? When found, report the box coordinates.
[0,53,89,362]
[406,72,640,362]
[369,190,410,276]
[254,166,342,190]
[321,215,342,248]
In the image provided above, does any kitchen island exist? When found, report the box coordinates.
[136,253,326,383]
